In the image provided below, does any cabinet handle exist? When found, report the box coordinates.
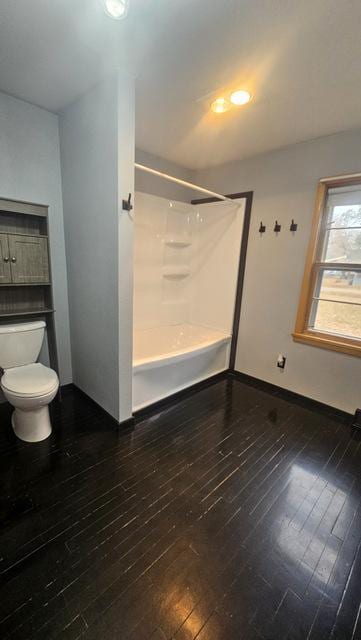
[11,257,16,263]
[3,256,9,263]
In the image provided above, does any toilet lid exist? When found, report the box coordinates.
[1,363,59,397]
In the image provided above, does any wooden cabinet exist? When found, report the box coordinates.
[0,234,11,284]
[7,235,49,283]
[1,233,49,284]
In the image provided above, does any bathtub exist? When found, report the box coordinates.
[133,323,231,411]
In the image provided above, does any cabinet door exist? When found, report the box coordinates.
[8,235,49,283]
[0,234,11,283]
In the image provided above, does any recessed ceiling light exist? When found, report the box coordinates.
[211,97,231,114]
[230,90,252,106]
[102,0,129,19]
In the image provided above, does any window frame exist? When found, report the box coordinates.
[293,174,361,357]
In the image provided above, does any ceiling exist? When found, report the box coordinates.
[0,0,361,169]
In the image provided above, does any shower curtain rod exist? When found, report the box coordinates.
[135,162,235,204]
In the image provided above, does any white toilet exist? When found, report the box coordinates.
[0,321,59,443]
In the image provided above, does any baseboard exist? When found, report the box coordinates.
[229,370,353,424]
[133,370,230,420]
[65,372,353,429]
[118,416,136,429]
[66,384,135,430]
[60,383,74,391]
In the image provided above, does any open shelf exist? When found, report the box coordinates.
[0,308,54,318]
[0,283,53,317]
[0,282,51,287]
[0,309,54,319]
[0,231,48,238]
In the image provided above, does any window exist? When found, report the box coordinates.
[293,174,361,357]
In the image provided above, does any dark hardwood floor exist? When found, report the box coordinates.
[0,377,360,639]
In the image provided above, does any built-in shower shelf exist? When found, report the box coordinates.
[163,267,190,279]
[165,237,192,248]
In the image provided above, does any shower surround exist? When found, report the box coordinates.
[133,191,245,410]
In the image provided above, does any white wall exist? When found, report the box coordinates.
[60,73,134,422]
[194,129,361,414]
[0,92,72,384]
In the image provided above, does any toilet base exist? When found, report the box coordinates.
[12,406,52,443]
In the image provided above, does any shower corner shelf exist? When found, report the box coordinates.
[165,236,192,248]
[163,267,190,279]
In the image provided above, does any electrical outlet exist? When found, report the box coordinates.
[277,354,286,369]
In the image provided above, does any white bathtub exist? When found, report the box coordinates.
[133,323,231,411]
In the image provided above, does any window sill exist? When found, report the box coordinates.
[292,331,361,358]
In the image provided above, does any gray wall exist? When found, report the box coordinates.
[135,148,196,202]
[60,73,134,421]
[0,91,72,384]
[194,129,361,414]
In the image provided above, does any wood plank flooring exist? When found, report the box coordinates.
[0,377,360,639]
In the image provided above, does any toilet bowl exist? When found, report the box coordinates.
[0,321,59,443]
[1,363,59,442]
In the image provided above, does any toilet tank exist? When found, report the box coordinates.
[0,321,45,369]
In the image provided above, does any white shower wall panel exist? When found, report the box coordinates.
[134,191,165,329]
[134,192,193,330]
[190,199,245,334]
[134,192,245,335]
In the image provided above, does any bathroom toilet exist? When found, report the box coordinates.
[0,321,59,443]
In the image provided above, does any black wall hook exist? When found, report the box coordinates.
[122,193,133,212]
[274,220,281,233]
[259,222,266,234]
[290,219,298,232]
